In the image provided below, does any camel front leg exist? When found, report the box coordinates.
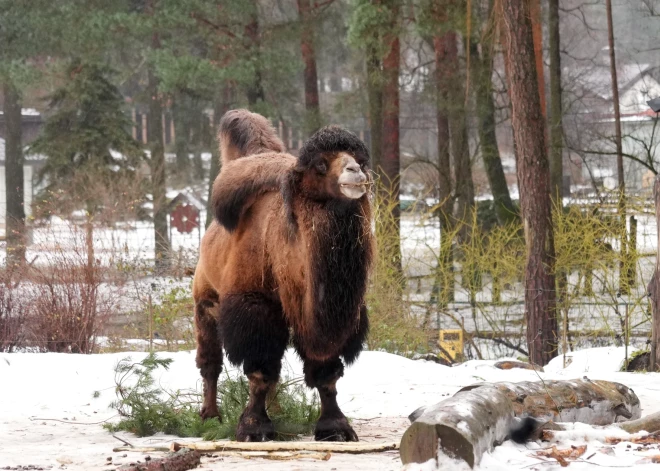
[303,357,358,442]
[194,298,223,421]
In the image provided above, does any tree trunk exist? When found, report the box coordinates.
[401,379,640,468]
[3,81,26,267]
[605,0,628,295]
[172,94,191,179]
[367,43,383,173]
[501,0,558,366]
[647,174,660,372]
[530,0,546,119]
[451,40,475,243]
[472,40,517,226]
[206,88,231,228]
[245,5,265,107]
[147,63,170,271]
[548,0,568,343]
[432,31,456,306]
[297,0,321,136]
[380,0,402,274]
[548,0,563,204]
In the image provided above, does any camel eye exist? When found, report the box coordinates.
[315,160,327,174]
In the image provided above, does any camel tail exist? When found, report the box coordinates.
[218,109,285,164]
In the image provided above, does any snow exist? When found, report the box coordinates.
[2,347,660,470]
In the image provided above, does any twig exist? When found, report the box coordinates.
[113,434,134,447]
[29,414,118,425]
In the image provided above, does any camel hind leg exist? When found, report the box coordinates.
[220,292,289,441]
[194,294,223,421]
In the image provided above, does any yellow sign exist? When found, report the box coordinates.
[438,329,464,362]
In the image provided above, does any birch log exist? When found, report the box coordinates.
[113,440,398,454]
[400,379,639,468]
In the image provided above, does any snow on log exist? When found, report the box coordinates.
[400,379,640,468]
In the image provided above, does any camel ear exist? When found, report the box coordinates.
[281,169,299,239]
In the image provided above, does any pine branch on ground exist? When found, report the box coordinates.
[104,353,320,440]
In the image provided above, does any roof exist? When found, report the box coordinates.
[570,63,653,101]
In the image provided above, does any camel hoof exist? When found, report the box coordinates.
[236,412,275,442]
[200,404,221,421]
[314,417,359,442]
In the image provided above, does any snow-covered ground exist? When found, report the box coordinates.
[1,346,660,470]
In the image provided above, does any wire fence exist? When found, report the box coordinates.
[1,191,658,362]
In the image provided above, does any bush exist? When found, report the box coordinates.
[0,268,28,352]
[1,225,120,353]
[366,183,430,355]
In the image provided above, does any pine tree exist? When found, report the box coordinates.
[0,0,58,267]
[30,61,144,268]
[500,0,558,365]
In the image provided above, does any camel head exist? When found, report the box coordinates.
[292,126,371,202]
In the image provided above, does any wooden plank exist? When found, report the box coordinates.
[113,440,398,454]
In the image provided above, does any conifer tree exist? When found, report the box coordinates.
[30,61,143,268]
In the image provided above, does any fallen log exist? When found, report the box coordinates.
[494,360,544,372]
[539,413,660,442]
[618,411,660,434]
[113,440,398,454]
[400,379,639,468]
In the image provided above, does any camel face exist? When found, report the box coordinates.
[299,150,370,202]
[336,153,369,199]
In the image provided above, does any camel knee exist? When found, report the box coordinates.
[219,293,289,380]
[303,357,344,389]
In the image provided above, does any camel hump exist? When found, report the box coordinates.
[218,109,285,164]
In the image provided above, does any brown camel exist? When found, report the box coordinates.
[193,109,374,442]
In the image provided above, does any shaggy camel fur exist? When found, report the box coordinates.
[193,109,374,442]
